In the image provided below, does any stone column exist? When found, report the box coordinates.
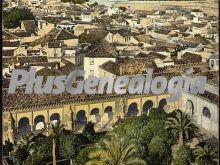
[112,106,116,123]
[8,113,15,143]
[100,103,104,128]
[138,98,143,116]
[67,105,73,131]
[31,111,34,131]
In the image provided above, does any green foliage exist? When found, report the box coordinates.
[172,145,193,165]
[86,133,147,165]
[59,134,79,159]
[12,146,29,165]
[30,137,53,163]
[113,110,174,164]
[76,146,98,165]
[165,109,198,146]
[3,8,35,29]
[3,139,14,156]
[83,121,96,143]
[193,144,218,165]
[148,135,172,165]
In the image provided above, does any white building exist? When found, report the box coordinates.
[107,7,122,16]
[182,88,219,138]
[191,9,205,18]
[81,12,95,22]
[209,54,219,71]
[83,41,117,79]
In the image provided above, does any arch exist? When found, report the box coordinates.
[50,113,60,124]
[127,103,138,117]
[34,115,45,130]
[104,106,113,120]
[143,100,153,115]
[158,99,167,110]
[203,107,211,119]
[186,100,194,116]
[90,108,100,122]
[18,117,31,133]
[76,110,87,124]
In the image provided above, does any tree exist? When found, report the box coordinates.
[3,8,35,29]
[24,135,52,165]
[113,110,174,164]
[59,134,79,159]
[44,121,64,165]
[17,133,35,150]
[193,144,217,164]
[11,133,35,164]
[172,145,193,165]
[165,110,198,147]
[86,132,147,165]
[3,139,14,156]
[148,135,172,165]
[83,121,96,143]
[76,146,99,165]
[12,145,30,165]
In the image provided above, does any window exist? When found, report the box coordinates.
[203,107,211,118]
[186,100,194,115]
[90,58,94,65]
[210,60,214,67]
[90,70,94,76]
[54,49,57,57]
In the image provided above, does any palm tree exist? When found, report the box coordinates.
[86,133,147,165]
[165,110,198,147]
[13,133,35,152]
[193,144,217,163]
[44,121,63,165]
[18,133,34,149]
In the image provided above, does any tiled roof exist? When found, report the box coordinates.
[21,20,37,34]
[12,31,34,37]
[59,60,77,75]
[136,52,167,60]
[114,17,127,23]
[55,29,77,40]
[181,52,202,63]
[3,50,14,57]
[85,40,118,58]
[2,57,13,65]
[146,46,169,52]
[31,28,77,47]
[2,31,19,40]
[18,56,48,65]
[3,41,20,47]
[36,67,59,76]
[48,41,62,48]
[99,60,120,76]
[111,30,133,38]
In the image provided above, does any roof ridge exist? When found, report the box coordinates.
[54,29,62,40]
